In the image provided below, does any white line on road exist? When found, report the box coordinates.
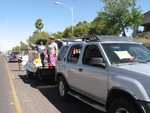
[3,58,23,113]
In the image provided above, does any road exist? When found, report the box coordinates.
[0,55,104,113]
[39,86,103,113]
[0,55,16,113]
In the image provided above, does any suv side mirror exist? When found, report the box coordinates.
[89,57,106,67]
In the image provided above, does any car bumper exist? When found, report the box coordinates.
[137,100,150,113]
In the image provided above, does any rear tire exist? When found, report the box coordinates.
[108,98,140,113]
[58,76,69,100]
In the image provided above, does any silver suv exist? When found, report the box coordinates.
[56,36,150,113]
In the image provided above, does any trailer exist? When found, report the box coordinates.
[25,51,56,82]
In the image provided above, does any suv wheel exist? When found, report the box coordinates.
[108,98,140,113]
[58,76,69,100]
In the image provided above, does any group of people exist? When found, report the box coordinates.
[28,37,58,69]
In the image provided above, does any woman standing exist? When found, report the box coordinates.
[46,37,58,69]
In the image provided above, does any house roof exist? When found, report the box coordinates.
[143,11,150,25]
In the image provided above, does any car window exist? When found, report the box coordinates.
[102,43,150,64]
[67,44,82,64]
[82,45,103,66]
[58,46,69,61]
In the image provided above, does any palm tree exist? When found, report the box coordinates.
[35,19,44,32]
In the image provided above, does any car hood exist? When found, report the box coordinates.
[111,62,150,101]
[116,62,150,76]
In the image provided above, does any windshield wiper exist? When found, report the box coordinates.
[143,59,150,63]
[138,59,150,63]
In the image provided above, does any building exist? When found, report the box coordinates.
[143,11,150,32]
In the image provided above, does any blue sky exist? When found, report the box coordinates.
[0,0,149,52]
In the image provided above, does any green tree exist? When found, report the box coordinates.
[57,21,91,39]
[12,42,28,53]
[98,0,143,36]
[89,12,121,35]
[27,31,50,44]
[35,19,44,32]
[20,41,28,51]
[74,21,90,37]
[12,46,20,53]
[62,27,73,38]
[52,32,63,39]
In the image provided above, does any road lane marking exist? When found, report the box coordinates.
[3,58,23,113]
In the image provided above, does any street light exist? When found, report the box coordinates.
[54,1,74,37]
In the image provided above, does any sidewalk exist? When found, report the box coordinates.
[8,63,60,113]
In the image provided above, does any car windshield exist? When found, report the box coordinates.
[102,43,150,64]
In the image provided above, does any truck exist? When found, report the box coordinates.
[56,36,150,113]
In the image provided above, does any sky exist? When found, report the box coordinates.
[0,0,150,52]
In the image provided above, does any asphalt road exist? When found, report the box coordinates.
[18,74,103,113]
[7,61,104,113]
[25,78,104,113]
[16,67,104,113]
[39,87,103,113]
[0,55,16,113]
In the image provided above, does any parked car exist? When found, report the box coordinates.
[56,36,150,113]
[7,51,19,62]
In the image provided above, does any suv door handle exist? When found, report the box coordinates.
[78,68,83,72]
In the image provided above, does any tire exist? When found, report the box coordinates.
[58,76,69,100]
[108,98,140,113]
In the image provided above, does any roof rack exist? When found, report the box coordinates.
[82,35,99,42]
[58,35,133,45]
[82,35,133,42]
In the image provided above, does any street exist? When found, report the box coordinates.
[0,55,16,113]
[0,1,149,113]
[0,55,103,113]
